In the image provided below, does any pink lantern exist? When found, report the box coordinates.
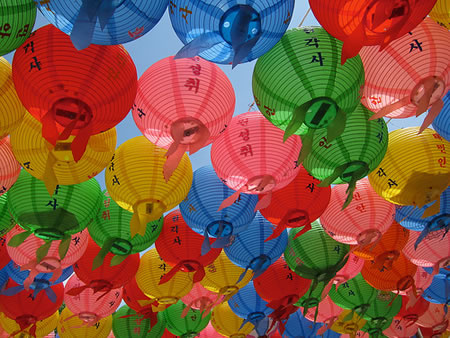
[198,323,224,338]
[361,18,450,131]
[0,137,20,196]
[133,55,235,180]
[396,294,430,328]
[304,295,343,335]
[320,178,395,248]
[211,111,302,211]
[180,283,220,319]
[64,275,122,327]
[403,228,450,271]
[6,225,88,289]
[383,318,418,338]
[416,303,449,335]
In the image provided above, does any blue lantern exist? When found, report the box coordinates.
[179,166,258,254]
[0,266,8,289]
[283,309,326,338]
[432,91,449,141]
[423,274,450,305]
[228,281,273,336]
[170,0,294,67]
[36,0,169,50]
[395,187,449,248]
[224,212,287,281]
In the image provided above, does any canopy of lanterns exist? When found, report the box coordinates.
[0,0,449,337]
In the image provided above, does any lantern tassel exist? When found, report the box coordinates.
[283,102,309,142]
[293,222,312,240]
[201,231,212,256]
[92,238,114,270]
[327,108,347,141]
[421,198,442,219]
[218,188,243,211]
[297,129,315,165]
[254,191,272,211]
[317,316,338,336]
[43,152,58,196]
[164,144,187,182]
[175,32,223,60]
[181,301,194,318]
[265,223,288,242]
[340,23,365,65]
[70,121,93,162]
[419,99,444,134]
[368,95,410,120]
[43,287,57,303]
[406,287,419,309]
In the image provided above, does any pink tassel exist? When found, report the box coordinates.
[254,191,272,211]
[368,96,410,120]
[419,99,444,134]
[218,188,243,211]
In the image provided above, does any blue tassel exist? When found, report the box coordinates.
[174,32,223,59]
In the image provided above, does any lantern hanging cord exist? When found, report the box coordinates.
[298,8,311,28]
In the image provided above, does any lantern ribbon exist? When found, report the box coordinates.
[43,151,59,196]
[321,275,350,301]
[405,287,420,309]
[236,254,271,284]
[415,218,449,250]
[181,295,219,319]
[240,314,269,337]
[63,313,100,328]
[201,225,232,256]
[120,310,158,327]
[265,212,311,242]
[374,250,400,271]
[20,258,63,291]
[66,280,113,301]
[317,316,339,336]
[92,237,114,270]
[175,32,223,60]
[158,260,205,285]
[0,282,57,303]
[71,0,121,50]
[11,316,37,338]
[266,295,300,334]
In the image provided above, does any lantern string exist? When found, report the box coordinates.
[298,8,311,28]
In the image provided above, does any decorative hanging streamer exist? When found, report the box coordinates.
[0,283,57,303]
[236,255,271,284]
[316,316,339,336]
[265,213,311,243]
[65,280,113,301]
[181,294,221,320]
[240,315,269,337]
[159,260,205,285]
[266,295,300,334]
[415,216,449,250]
[201,226,232,256]
[20,258,63,291]
[175,32,223,60]
[129,202,162,238]
[43,151,58,196]
[63,313,99,329]
[11,316,37,338]
[92,238,114,270]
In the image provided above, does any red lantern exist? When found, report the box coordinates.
[416,303,448,335]
[396,295,430,328]
[0,279,63,337]
[259,165,330,241]
[155,210,221,284]
[0,137,20,196]
[309,0,437,64]
[67,239,139,298]
[12,25,137,161]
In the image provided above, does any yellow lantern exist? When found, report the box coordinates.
[10,113,116,195]
[200,251,252,302]
[135,248,194,306]
[211,302,254,337]
[429,0,449,29]
[57,308,112,338]
[105,136,192,237]
[331,309,366,336]
[0,57,26,138]
[368,127,450,217]
[0,311,58,337]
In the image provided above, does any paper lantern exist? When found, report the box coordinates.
[224,212,287,280]
[0,279,63,337]
[133,56,235,180]
[368,127,450,216]
[383,318,418,338]
[429,0,450,29]
[64,275,122,326]
[0,57,26,138]
[302,104,388,207]
[360,18,449,130]
[10,113,116,195]
[155,210,221,284]
[361,316,393,338]
[330,309,366,336]
[406,267,434,297]
[211,302,254,337]
[58,307,112,338]
[197,323,222,338]
[211,111,301,211]
[363,291,402,325]
[12,24,137,162]
[179,165,258,251]
[228,282,273,337]
[170,0,294,67]
[0,311,58,338]
[433,92,450,141]
[0,137,20,197]
[105,136,192,237]
[6,226,88,289]
[252,26,364,150]
[259,165,331,241]
[416,303,449,334]
[0,194,14,237]
[0,0,36,56]
[396,294,430,327]
[181,283,219,319]
[295,280,327,311]
[135,248,194,306]
[283,309,322,338]
[304,295,343,335]
[162,301,211,337]
[36,1,168,50]
[423,275,450,305]
[309,0,437,64]
[112,305,165,338]
[0,235,10,270]
[200,251,253,302]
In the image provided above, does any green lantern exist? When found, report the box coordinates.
[88,190,163,264]
[362,291,402,329]
[294,280,326,310]
[303,104,388,207]
[361,317,392,338]
[112,305,165,338]
[0,193,14,236]
[7,170,102,242]
[252,26,364,152]
[0,0,37,56]
[162,301,211,337]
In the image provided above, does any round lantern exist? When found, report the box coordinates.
[58,307,112,338]
[416,303,449,335]
[252,26,364,149]
[295,280,327,312]
[181,283,219,319]
[0,58,26,139]
[36,1,168,50]
[406,267,434,297]
[360,18,450,129]
[304,295,343,335]
[135,248,194,306]
[0,137,20,197]
[259,165,331,241]
[433,92,449,141]
[179,165,258,251]
[362,291,402,327]
[309,0,437,64]
[396,294,430,327]
[6,226,88,289]
[330,309,366,336]
[0,194,14,237]
[133,56,235,180]
[112,305,165,338]
[211,301,254,337]
[302,104,388,207]
[283,309,322,338]
[105,136,192,237]
[0,0,36,56]
[170,0,294,67]
[200,251,253,302]
[228,282,273,337]
[224,212,287,281]
[90,190,162,260]
[162,300,211,337]
[361,316,393,338]
[198,323,222,338]
[64,275,122,326]
[383,318,419,338]
[10,113,116,195]
[368,127,450,215]
[12,24,137,162]
[422,275,450,305]
[0,279,63,337]
[211,111,301,211]
[429,0,450,29]
[0,310,58,338]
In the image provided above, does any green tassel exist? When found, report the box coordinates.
[8,230,32,247]
[297,129,315,165]
[327,107,347,141]
[283,102,309,142]
[92,238,114,270]
[110,254,128,266]
[58,236,71,260]
[36,240,52,263]
[317,164,346,187]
